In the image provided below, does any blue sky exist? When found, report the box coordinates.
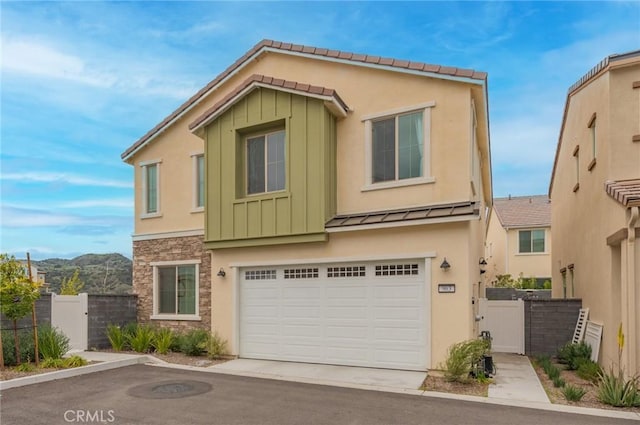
[1,1,639,260]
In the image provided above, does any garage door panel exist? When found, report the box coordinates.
[240,261,428,370]
[326,325,368,339]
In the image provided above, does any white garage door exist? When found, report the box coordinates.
[240,261,428,370]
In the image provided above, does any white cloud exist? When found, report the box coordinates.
[1,172,132,188]
[59,198,133,209]
[1,205,130,229]
[1,36,117,87]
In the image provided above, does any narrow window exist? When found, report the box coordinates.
[247,130,285,195]
[573,145,580,192]
[195,154,205,208]
[588,114,597,171]
[141,161,160,216]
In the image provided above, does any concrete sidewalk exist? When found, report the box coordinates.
[489,352,550,403]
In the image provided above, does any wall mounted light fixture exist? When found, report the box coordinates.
[440,258,451,271]
[479,257,487,274]
[217,268,226,277]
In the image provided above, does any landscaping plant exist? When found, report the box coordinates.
[59,269,84,295]
[552,376,565,388]
[562,384,587,402]
[152,328,174,355]
[180,329,209,356]
[557,341,592,370]
[40,357,65,369]
[106,324,128,351]
[577,360,602,384]
[126,324,155,353]
[1,329,35,367]
[440,338,490,383]
[38,324,70,360]
[597,324,640,407]
[63,355,88,368]
[207,331,227,360]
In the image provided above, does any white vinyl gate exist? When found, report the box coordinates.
[51,293,88,352]
[478,298,524,354]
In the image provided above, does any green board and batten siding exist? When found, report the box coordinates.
[204,87,337,249]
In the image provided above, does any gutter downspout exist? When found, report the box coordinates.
[627,206,639,375]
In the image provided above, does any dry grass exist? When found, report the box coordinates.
[420,370,490,397]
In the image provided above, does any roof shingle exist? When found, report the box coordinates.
[121,39,486,161]
[493,195,551,228]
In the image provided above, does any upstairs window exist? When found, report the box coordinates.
[372,111,423,183]
[140,160,161,217]
[246,130,285,195]
[194,154,205,209]
[519,229,545,253]
[588,113,597,171]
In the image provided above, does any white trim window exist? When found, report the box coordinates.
[151,260,200,321]
[192,153,205,211]
[518,229,545,254]
[362,102,434,191]
[140,159,161,218]
[246,130,285,195]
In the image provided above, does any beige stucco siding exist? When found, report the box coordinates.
[209,221,478,369]
[551,57,640,371]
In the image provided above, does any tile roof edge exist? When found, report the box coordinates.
[121,38,487,161]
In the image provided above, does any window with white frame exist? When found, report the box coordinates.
[363,102,433,189]
[246,130,285,195]
[140,160,161,216]
[519,229,545,253]
[193,154,205,209]
[153,262,199,318]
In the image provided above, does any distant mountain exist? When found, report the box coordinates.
[34,253,132,295]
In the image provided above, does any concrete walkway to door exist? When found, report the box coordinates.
[489,352,550,403]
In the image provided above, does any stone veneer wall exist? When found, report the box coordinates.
[132,235,211,332]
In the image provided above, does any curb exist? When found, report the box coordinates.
[0,356,154,391]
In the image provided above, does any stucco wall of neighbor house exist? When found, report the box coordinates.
[551,58,639,371]
[208,221,478,370]
[130,51,489,238]
[485,209,506,284]
[506,227,552,279]
[132,235,211,332]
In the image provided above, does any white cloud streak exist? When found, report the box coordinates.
[1,172,132,188]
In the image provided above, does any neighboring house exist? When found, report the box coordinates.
[485,195,551,286]
[20,261,48,290]
[121,40,492,370]
[549,50,640,373]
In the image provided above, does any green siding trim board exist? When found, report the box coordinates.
[204,87,337,248]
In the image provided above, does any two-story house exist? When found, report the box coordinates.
[549,50,640,373]
[121,40,492,370]
[485,195,552,287]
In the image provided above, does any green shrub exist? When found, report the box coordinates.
[15,362,36,372]
[557,342,592,370]
[552,376,566,388]
[122,322,138,339]
[126,324,155,353]
[170,332,183,352]
[597,367,640,407]
[38,325,70,360]
[2,329,35,366]
[577,360,602,384]
[180,329,209,356]
[546,365,561,380]
[106,324,128,351]
[536,355,551,369]
[562,384,587,402]
[59,269,84,295]
[207,332,227,360]
[153,328,174,355]
[41,357,65,368]
[63,355,88,368]
[440,339,490,383]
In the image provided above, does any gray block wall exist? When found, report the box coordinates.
[524,299,582,356]
[0,293,51,332]
[1,293,137,350]
[88,295,138,349]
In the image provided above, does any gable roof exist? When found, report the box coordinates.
[493,195,551,229]
[606,179,640,207]
[121,39,488,162]
[189,74,349,134]
[548,50,640,195]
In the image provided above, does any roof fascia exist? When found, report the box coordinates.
[123,44,488,162]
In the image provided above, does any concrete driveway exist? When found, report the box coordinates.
[2,364,637,425]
